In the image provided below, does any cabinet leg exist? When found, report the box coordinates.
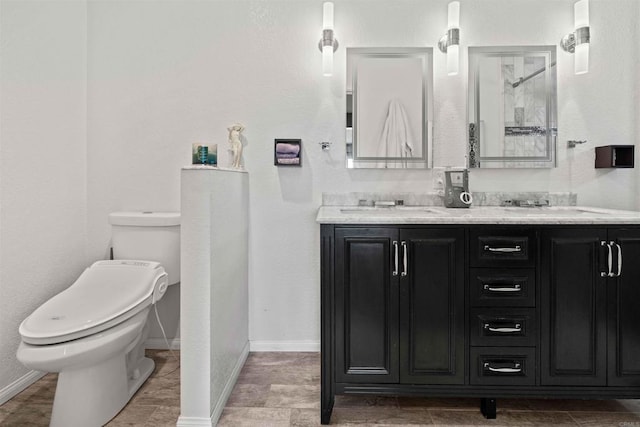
[321,398,334,425]
[481,397,497,419]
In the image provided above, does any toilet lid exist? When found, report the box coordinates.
[19,260,167,345]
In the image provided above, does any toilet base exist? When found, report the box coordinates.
[127,355,155,399]
[50,353,154,427]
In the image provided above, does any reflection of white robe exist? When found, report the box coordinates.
[376,99,413,168]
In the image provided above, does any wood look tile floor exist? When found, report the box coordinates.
[3,350,640,426]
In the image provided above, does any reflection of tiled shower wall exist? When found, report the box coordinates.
[501,56,547,161]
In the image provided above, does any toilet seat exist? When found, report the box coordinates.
[19,260,168,345]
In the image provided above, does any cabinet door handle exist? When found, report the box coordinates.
[483,284,521,292]
[484,324,522,333]
[484,362,522,373]
[615,242,623,277]
[392,241,399,276]
[601,241,613,277]
[401,241,408,277]
[484,245,521,253]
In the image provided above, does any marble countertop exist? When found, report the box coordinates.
[316,205,640,225]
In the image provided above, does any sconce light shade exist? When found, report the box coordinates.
[322,45,334,77]
[319,2,338,77]
[447,1,460,29]
[573,0,589,74]
[438,1,460,76]
[447,44,459,76]
[323,2,334,30]
[560,0,590,74]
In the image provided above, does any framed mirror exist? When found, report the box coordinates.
[468,46,557,168]
[346,47,433,169]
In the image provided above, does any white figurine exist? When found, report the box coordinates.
[228,123,245,169]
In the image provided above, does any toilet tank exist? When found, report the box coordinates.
[108,212,180,285]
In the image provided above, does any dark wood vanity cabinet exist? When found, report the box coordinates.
[399,228,465,385]
[331,227,464,386]
[321,224,640,425]
[468,228,537,391]
[541,228,640,387]
[334,227,400,384]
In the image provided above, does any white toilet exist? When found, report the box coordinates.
[16,211,180,427]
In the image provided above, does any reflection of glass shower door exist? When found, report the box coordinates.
[478,56,504,158]
[468,45,557,169]
[503,55,548,160]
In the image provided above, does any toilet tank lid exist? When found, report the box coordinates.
[109,211,180,226]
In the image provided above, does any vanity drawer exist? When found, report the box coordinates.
[470,268,535,307]
[470,347,536,386]
[470,229,536,268]
[470,308,537,347]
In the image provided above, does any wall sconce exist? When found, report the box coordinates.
[318,2,339,77]
[560,0,590,75]
[438,1,460,76]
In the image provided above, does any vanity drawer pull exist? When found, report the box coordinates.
[484,323,521,333]
[483,284,521,292]
[484,362,522,373]
[484,245,521,253]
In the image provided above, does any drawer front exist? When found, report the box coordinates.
[470,229,536,267]
[470,347,536,386]
[470,308,537,347]
[470,268,535,307]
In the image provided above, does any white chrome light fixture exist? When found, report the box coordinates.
[560,0,590,74]
[318,2,339,77]
[438,1,460,76]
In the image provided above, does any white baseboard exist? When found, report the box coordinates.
[175,340,249,427]
[249,340,320,352]
[210,340,250,426]
[0,370,46,405]
[175,416,213,427]
[145,337,181,350]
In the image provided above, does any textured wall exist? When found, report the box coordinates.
[0,1,88,396]
[83,0,640,350]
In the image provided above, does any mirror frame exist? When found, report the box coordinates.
[346,47,433,169]
[468,45,557,169]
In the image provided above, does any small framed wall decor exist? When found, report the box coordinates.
[274,139,301,166]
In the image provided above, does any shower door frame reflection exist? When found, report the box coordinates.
[468,45,557,169]
[346,47,433,169]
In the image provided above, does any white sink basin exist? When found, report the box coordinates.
[499,207,614,216]
[339,206,444,215]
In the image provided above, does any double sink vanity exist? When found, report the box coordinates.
[317,198,640,424]
[329,32,636,425]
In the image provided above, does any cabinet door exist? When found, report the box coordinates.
[399,228,465,385]
[335,228,399,383]
[607,229,640,386]
[540,229,607,386]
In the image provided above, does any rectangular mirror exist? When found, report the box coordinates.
[346,47,433,169]
[468,46,557,168]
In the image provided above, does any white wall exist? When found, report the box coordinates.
[82,0,640,350]
[0,0,88,398]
